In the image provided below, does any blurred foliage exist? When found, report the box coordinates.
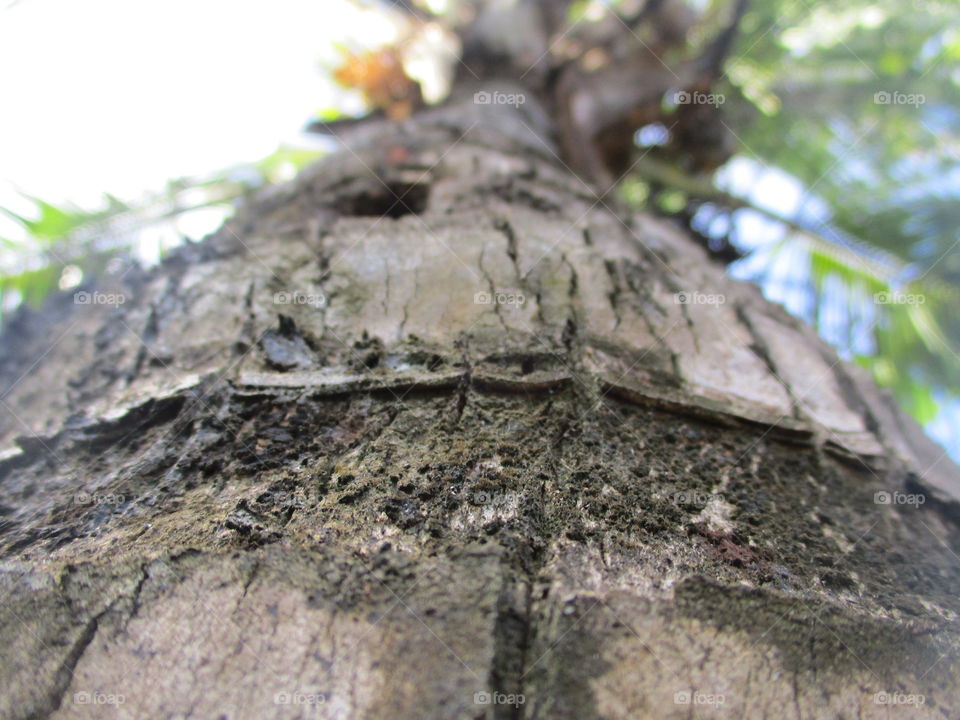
[632,0,960,438]
[730,0,960,429]
[0,146,319,316]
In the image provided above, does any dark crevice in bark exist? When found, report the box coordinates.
[122,561,151,629]
[602,259,623,330]
[337,180,429,219]
[240,556,262,599]
[75,393,187,452]
[653,270,701,353]
[621,260,678,371]
[643,312,680,379]
[734,302,803,421]
[493,217,522,282]
[622,258,667,317]
[382,261,392,319]
[533,292,545,326]
[560,254,582,367]
[107,384,220,494]
[261,315,316,371]
[307,214,327,259]
[821,351,884,440]
[489,581,532,720]
[561,318,578,363]
[125,301,160,385]
[562,255,578,301]
[236,280,256,355]
[490,180,564,214]
[668,350,683,380]
[28,606,109,720]
[0,393,191,521]
[454,340,472,423]
[489,411,571,720]
[479,244,510,333]
[398,267,418,343]
[514,585,535,720]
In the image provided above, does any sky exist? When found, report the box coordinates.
[0,0,376,217]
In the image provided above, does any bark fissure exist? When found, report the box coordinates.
[33,610,104,720]
[493,217,523,283]
[455,340,472,423]
[479,244,510,334]
[602,259,623,331]
[125,302,160,385]
[734,301,803,420]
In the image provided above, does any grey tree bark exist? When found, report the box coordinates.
[0,85,958,719]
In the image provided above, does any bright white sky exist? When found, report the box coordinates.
[0,0,394,222]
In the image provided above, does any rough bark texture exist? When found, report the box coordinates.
[0,89,958,720]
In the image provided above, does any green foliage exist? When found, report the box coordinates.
[0,145,320,321]
[0,196,132,312]
[633,0,960,442]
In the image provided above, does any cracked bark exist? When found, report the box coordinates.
[0,88,958,720]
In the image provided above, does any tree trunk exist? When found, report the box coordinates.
[0,87,958,720]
